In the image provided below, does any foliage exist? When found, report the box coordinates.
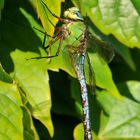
[0,0,140,140]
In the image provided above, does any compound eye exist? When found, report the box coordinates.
[64,7,83,21]
[73,10,83,21]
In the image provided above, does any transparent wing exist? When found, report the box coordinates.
[85,52,96,96]
[87,35,115,64]
[68,45,83,75]
[68,45,96,96]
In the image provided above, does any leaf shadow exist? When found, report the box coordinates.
[0,0,44,72]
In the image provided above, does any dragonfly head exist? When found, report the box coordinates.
[64,7,83,21]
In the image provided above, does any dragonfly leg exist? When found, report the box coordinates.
[27,24,64,60]
[33,26,54,38]
[33,25,63,50]
[44,26,63,49]
[44,34,64,58]
[27,33,64,60]
[42,33,47,49]
[32,26,54,55]
[33,26,63,50]
[55,35,64,56]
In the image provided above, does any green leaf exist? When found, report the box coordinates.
[0,1,53,136]
[0,62,38,140]
[22,106,39,140]
[89,52,121,99]
[118,80,140,103]
[88,1,140,48]
[0,81,23,140]
[72,0,140,48]
[87,22,135,70]
[11,52,53,136]
[1,1,140,139]
[0,64,13,83]
[96,90,117,115]
[97,91,140,139]
[110,39,135,70]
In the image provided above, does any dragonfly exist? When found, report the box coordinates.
[32,1,115,140]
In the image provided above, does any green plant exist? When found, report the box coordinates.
[0,0,140,140]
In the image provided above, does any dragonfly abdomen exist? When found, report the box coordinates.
[73,55,92,140]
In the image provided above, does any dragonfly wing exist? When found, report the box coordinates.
[68,46,83,77]
[87,35,115,64]
[68,45,96,96]
[85,52,96,96]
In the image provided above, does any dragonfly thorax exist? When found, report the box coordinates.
[62,21,87,48]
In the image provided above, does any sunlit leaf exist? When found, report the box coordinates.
[0,0,53,136]
[72,0,140,48]
[97,90,140,139]
[88,53,121,99]
[22,106,39,140]
[0,81,23,140]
